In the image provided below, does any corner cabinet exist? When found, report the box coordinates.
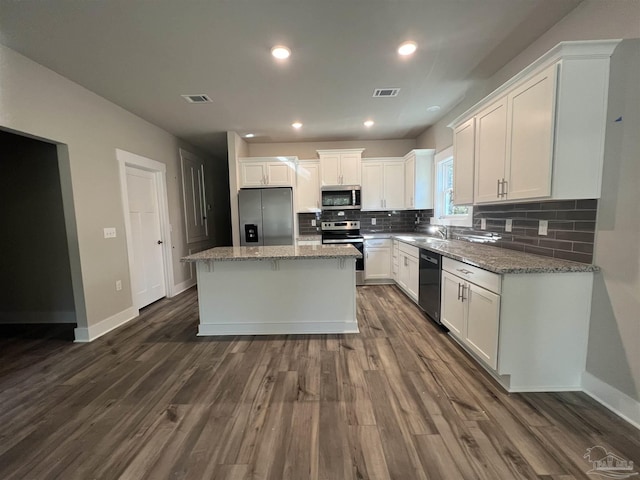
[295,160,321,212]
[450,40,620,204]
[404,149,434,209]
[317,149,364,186]
[239,157,297,188]
[361,158,405,210]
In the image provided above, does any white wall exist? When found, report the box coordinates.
[416,0,640,152]
[248,139,416,159]
[227,132,248,246]
[0,44,214,336]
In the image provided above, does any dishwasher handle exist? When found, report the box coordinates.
[420,253,439,265]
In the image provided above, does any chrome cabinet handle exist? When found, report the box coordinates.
[496,179,501,197]
[461,284,467,301]
[457,283,462,300]
[502,178,508,197]
[456,268,473,275]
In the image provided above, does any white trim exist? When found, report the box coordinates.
[198,321,359,336]
[582,372,640,430]
[74,306,138,342]
[432,146,473,227]
[173,278,196,296]
[116,149,175,303]
[0,311,76,324]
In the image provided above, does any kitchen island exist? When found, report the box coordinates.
[182,244,362,336]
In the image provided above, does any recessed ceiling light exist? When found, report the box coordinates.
[398,41,417,56]
[426,105,441,113]
[364,120,375,127]
[245,133,255,138]
[271,45,291,59]
[292,122,303,129]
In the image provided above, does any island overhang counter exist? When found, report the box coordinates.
[181,244,362,336]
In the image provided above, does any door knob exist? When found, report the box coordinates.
[157,240,163,244]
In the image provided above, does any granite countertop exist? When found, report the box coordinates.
[182,244,362,262]
[296,235,322,241]
[390,234,598,274]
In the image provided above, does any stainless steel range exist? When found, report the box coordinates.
[321,221,364,285]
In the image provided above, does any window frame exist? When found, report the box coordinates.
[431,146,473,227]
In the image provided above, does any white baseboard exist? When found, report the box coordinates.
[0,311,76,324]
[198,321,359,336]
[74,306,138,343]
[582,371,640,430]
[171,278,196,297]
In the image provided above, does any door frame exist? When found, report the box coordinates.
[116,149,174,306]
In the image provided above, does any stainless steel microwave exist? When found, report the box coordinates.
[321,185,361,210]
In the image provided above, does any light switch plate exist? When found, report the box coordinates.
[115,280,122,291]
[104,227,116,238]
[480,218,487,230]
[538,220,548,236]
[311,219,316,227]
[505,219,513,232]
[371,218,377,225]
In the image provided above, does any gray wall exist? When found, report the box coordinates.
[0,43,215,332]
[0,131,75,323]
[587,39,640,402]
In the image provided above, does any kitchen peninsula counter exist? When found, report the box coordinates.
[182,245,361,336]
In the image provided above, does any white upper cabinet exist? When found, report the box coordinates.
[450,40,620,204]
[361,158,404,210]
[317,149,364,186]
[296,160,321,212]
[238,157,296,188]
[404,149,434,209]
[452,119,475,205]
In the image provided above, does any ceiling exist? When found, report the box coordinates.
[0,0,582,156]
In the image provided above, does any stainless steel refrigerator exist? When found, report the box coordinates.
[238,187,294,246]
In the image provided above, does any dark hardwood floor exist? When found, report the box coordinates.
[0,285,638,480]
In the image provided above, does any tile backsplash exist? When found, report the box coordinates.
[451,199,597,263]
[300,199,597,264]
[298,209,433,235]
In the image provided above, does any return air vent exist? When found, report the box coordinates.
[181,94,213,103]
[372,88,400,98]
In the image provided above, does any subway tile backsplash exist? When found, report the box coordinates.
[451,199,597,263]
[301,199,597,264]
[298,209,434,235]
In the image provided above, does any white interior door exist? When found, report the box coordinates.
[126,166,166,308]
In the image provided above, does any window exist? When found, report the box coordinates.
[433,147,473,227]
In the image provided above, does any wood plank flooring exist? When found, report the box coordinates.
[0,285,638,480]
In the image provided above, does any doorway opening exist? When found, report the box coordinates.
[0,130,78,340]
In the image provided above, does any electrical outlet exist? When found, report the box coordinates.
[505,219,513,232]
[311,219,316,227]
[371,218,376,225]
[538,220,549,236]
[480,218,487,230]
[104,227,116,238]
[115,280,122,291]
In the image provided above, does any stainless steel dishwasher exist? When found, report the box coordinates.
[418,249,443,325]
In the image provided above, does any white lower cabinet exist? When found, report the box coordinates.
[391,240,399,281]
[441,261,501,369]
[441,256,595,392]
[397,243,419,302]
[364,238,392,280]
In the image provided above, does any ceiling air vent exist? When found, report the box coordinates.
[181,94,213,103]
[372,88,400,98]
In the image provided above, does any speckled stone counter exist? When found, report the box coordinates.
[181,244,360,263]
[182,244,359,336]
[389,235,597,274]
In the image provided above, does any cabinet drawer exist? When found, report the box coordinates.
[364,238,392,248]
[398,242,419,258]
[443,257,501,294]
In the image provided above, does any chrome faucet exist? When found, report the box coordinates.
[428,225,448,240]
